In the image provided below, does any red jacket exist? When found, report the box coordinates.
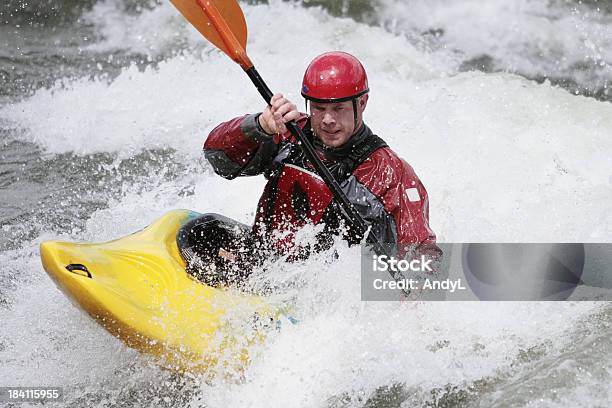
[204,113,437,257]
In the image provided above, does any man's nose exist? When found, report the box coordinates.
[322,112,335,125]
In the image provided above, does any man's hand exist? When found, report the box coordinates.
[258,93,300,135]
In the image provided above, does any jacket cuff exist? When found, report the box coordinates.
[240,113,273,143]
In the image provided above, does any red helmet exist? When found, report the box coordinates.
[301,51,369,103]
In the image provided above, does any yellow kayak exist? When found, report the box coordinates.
[39,209,280,373]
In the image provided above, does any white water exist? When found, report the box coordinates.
[0,1,610,406]
[377,0,612,94]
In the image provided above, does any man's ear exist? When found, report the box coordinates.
[359,94,369,112]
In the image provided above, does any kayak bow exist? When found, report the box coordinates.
[40,209,279,373]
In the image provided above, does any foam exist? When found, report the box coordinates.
[377,0,612,92]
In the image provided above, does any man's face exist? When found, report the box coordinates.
[309,95,368,148]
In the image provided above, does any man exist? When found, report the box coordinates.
[203,51,437,265]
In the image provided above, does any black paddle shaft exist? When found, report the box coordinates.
[244,66,394,261]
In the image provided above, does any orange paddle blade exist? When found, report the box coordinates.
[170,0,252,69]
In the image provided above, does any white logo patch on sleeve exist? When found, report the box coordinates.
[405,187,421,202]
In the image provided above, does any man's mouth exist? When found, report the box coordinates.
[321,129,340,137]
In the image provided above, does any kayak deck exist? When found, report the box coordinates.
[40,209,278,373]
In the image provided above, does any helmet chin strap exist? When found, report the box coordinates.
[352,98,358,134]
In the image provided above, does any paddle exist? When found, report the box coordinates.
[170,0,404,288]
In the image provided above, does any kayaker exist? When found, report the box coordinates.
[200,51,438,274]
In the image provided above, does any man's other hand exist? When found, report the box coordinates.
[258,93,300,135]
